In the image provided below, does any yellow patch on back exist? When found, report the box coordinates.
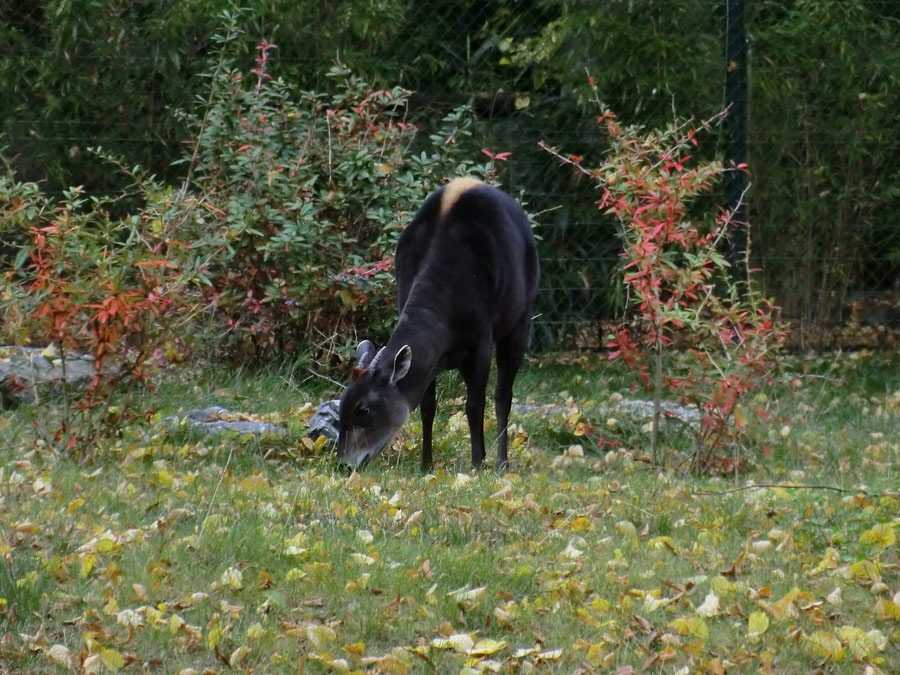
[440,177,483,217]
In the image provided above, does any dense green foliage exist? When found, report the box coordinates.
[179,35,486,361]
[1,38,487,407]
[2,0,899,341]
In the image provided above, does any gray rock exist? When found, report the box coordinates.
[512,398,702,428]
[306,399,340,445]
[162,406,287,438]
[0,345,98,405]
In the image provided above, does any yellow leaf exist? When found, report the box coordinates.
[649,536,679,553]
[285,568,306,582]
[16,571,37,589]
[769,587,801,620]
[873,598,900,620]
[585,642,607,666]
[329,658,353,673]
[47,644,73,669]
[14,520,40,535]
[468,638,506,656]
[344,641,365,656]
[80,554,96,579]
[535,649,563,661]
[208,626,224,649]
[246,622,265,640]
[229,645,251,667]
[305,624,336,647]
[144,606,164,628]
[613,520,637,537]
[94,537,115,553]
[100,648,125,671]
[849,559,882,583]
[449,586,486,610]
[733,404,749,428]
[859,524,896,553]
[157,468,174,487]
[748,611,769,643]
[806,631,845,661]
[169,614,185,635]
[669,616,708,640]
[569,516,592,532]
[711,575,735,595]
[683,638,705,656]
[257,570,273,588]
[840,627,887,659]
[590,595,610,612]
[131,583,148,602]
[239,474,268,493]
[514,95,531,110]
[446,633,475,653]
[67,498,85,513]
[811,547,841,575]
[220,566,243,590]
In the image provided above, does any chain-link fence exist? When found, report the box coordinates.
[417,0,900,350]
[3,0,899,349]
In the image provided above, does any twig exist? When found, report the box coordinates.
[693,483,857,496]
[537,140,594,178]
[199,445,235,538]
[530,205,563,219]
[302,367,344,390]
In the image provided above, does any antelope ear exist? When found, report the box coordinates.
[356,340,376,368]
[351,366,367,381]
[390,345,412,384]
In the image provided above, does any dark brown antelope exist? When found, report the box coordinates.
[337,178,539,471]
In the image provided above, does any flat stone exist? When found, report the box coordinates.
[0,345,98,405]
[162,406,287,437]
[512,398,702,428]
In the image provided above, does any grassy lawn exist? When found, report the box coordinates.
[1,352,899,673]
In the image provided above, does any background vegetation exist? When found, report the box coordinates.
[2,3,899,671]
[3,0,899,349]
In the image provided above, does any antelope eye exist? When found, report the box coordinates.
[356,405,370,418]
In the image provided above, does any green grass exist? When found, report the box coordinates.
[0,352,898,672]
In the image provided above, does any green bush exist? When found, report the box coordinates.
[0,166,200,453]
[182,41,488,364]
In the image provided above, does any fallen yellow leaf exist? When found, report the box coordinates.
[468,638,506,656]
[805,631,844,662]
[448,633,475,653]
[748,611,769,643]
[859,523,895,553]
[100,648,125,671]
[569,516,592,532]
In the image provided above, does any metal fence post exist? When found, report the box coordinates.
[724,0,749,285]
